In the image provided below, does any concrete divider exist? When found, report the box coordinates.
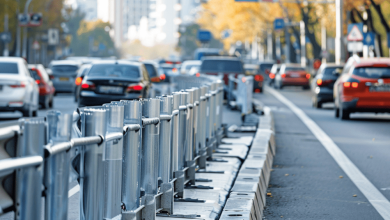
[220,106,275,220]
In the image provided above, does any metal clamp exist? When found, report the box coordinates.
[142,117,160,126]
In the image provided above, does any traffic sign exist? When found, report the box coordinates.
[18,14,30,26]
[32,41,40,50]
[274,18,285,31]
[0,32,12,43]
[347,23,363,41]
[347,42,363,52]
[48,29,59,45]
[197,30,212,42]
[29,13,42,27]
[363,32,375,46]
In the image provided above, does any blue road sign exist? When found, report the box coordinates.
[274,18,285,31]
[98,43,106,51]
[0,32,12,43]
[347,23,363,41]
[197,30,212,42]
[363,32,375,46]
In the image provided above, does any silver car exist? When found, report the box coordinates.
[49,60,81,93]
[0,57,39,117]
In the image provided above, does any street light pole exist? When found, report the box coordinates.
[335,0,344,64]
[22,0,33,59]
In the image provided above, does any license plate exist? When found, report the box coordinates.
[370,85,390,92]
[59,77,69,81]
[99,86,123,94]
[290,73,300,78]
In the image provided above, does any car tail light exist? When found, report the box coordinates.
[196,73,200,77]
[254,89,261,93]
[281,73,286,78]
[269,73,275,79]
[317,79,322,86]
[352,82,359,88]
[254,75,263,82]
[9,82,26,88]
[343,82,351,88]
[306,74,311,79]
[75,77,83,86]
[127,84,143,92]
[159,74,166,81]
[172,68,178,73]
[35,80,41,85]
[81,82,95,90]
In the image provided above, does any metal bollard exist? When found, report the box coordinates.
[177,92,188,169]
[140,98,160,195]
[185,89,195,163]
[216,81,224,143]
[158,95,174,214]
[198,86,208,169]
[15,118,45,220]
[121,100,142,212]
[103,103,124,219]
[192,87,201,157]
[45,111,72,220]
[171,93,180,176]
[80,108,107,220]
[158,95,173,183]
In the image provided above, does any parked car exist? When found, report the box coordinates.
[274,64,310,90]
[74,64,92,102]
[244,63,264,93]
[334,56,390,120]
[199,56,245,94]
[259,61,275,76]
[143,61,164,82]
[28,64,55,109]
[268,64,281,86]
[49,60,81,94]
[143,61,171,96]
[0,57,39,117]
[78,60,151,107]
[311,63,344,108]
[180,60,202,75]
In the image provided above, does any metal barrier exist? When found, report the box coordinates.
[227,74,254,116]
[0,75,226,220]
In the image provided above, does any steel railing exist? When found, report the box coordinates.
[0,75,226,220]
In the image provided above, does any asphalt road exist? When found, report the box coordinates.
[258,86,390,220]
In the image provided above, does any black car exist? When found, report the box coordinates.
[312,63,343,108]
[78,60,151,107]
[74,64,92,102]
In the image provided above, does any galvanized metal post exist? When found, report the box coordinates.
[192,87,201,157]
[198,86,208,169]
[171,93,180,176]
[121,100,142,212]
[185,89,194,163]
[81,108,107,220]
[103,103,124,219]
[15,118,45,220]
[140,98,160,220]
[158,95,174,214]
[45,111,72,220]
[216,81,224,144]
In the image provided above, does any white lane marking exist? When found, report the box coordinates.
[266,87,390,219]
[68,185,80,198]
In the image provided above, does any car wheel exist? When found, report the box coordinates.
[22,107,32,117]
[303,86,310,90]
[43,96,50,109]
[335,107,339,118]
[32,110,38,117]
[339,106,350,120]
[313,98,322,109]
[49,97,54,108]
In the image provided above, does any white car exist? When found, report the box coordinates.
[0,57,39,117]
[180,60,202,75]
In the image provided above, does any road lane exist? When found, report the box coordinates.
[258,86,390,219]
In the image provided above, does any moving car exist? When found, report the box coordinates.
[334,56,390,120]
[78,60,151,107]
[74,64,92,102]
[199,56,245,86]
[259,61,275,76]
[274,64,310,90]
[244,63,264,93]
[268,64,281,86]
[311,63,343,108]
[28,64,55,109]
[143,61,165,82]
[180,60,202,75]
[49,60,81,94]
[0,57,39,117]
[159,63,180,83]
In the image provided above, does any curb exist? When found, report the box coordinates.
[220,106,275,219]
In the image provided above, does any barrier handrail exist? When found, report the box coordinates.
[45,135,103,157]
[0,156,42,174]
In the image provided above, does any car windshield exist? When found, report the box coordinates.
[324,67,342,76]
[286,67,305,72]
[161,67,179,76]
[88,64,140,78]
[144,64,158,77]
[29,69,41,81]
[201,60,243,72]
[353,67,390,79]
[52,65,78,72]
[260,64,273,72]
[0,62,18,74]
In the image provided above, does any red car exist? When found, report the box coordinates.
[28,64,55,109]
[274,64,310,89]
[334,56,390,120]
